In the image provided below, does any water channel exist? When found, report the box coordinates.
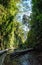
[4,51,42,65]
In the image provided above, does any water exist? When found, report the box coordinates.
[4,51,42,65]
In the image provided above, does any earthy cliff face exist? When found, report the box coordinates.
[34,43,42,51]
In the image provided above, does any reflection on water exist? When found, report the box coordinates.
[4,52,42,65]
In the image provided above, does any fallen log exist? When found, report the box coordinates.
[0,49,10,55]
[10,48,34,58]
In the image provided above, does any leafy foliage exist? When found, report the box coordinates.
[25,0,42,48]
[0,0,20,49]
